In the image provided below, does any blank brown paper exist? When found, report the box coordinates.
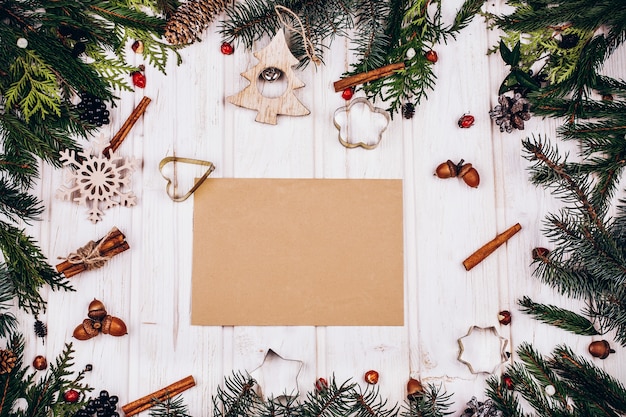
[191,178,404,326]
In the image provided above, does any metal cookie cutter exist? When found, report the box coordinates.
[158,156,215,202]
[333,97,391,150]
[457,325,509,374]
[249,348,303,400]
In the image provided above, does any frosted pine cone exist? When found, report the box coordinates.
[165,0,228,45]
[460,397,503,417]
[489,93,531,133]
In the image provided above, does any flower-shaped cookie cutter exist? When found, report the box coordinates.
[333,98,391,150]
[457,325,509,374]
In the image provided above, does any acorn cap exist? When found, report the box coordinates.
[88,299,107,320]
[458,163,473,178]
[82,319,100,336]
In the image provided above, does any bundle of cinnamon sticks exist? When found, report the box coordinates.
[56,227,129,278]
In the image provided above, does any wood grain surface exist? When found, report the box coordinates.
[13,1,625,415]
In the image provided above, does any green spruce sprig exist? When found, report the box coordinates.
[149,395,192,417]
[518,296,600,337]
[487,343,626,416]
[521,135,626,345]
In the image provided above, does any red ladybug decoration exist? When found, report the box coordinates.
[63,389,80,403]
[131,71,146,88]
[220,42,234,55]
[458,114,475,128]
[341,87,354,100]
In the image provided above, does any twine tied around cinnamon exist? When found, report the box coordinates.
[65,229,116,269]
[274,5,321,66]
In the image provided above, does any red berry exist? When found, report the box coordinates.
[458,114,475,128]
[131,71,146,88]
[425,50,438,63]
[220,42,234,55]
[315,377,328,392]
[502,375,514,390]
[63,389,80,403]
[341,87,354,100]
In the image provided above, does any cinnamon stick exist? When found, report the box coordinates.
[463,223,522,271]
[122,375,196,417]
[60,241,130,278]
[333,62,405,92]
[104,96,151,157]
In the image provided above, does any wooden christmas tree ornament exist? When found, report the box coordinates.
[227,30,310,125]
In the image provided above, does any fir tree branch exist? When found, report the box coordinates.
[0,221,73,316]
[0,179,43,224]
[518,296,601,336]
[0,268,17,339]
[551,345,626,415]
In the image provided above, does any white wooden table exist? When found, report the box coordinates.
[15,1,626,414]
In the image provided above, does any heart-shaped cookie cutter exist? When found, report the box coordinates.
[158,156,215,202]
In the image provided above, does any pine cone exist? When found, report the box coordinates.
[165,0,229,45]
[489,93,531,133]
[460,396,503,417]
[0,349,17,374]
[34,319,48,339]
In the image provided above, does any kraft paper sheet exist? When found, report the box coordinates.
[191,178,404,326]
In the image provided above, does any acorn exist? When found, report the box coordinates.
[435,160,458,178]
[101,315,128,336]
[32,355,47,370]
[532,247,550,260]
[73,323,96,340]
[457,163,480,188]
[588,340,615,359]
[498,310,512,325]
[88,299,107,321]
[406,378,424,399]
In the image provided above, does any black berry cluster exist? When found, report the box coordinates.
[77,93,110,127]
[74,390,119,417]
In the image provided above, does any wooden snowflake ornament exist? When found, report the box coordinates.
[227,30,310,125]
[56,135,138,223]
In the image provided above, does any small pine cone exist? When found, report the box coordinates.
[402,102,415,119]
[34,319,48,339]
[165,0,229,45]
[489,93,531,133]
[0,349,17,374]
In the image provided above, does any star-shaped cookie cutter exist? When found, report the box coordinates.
[249,349,303,400]
[457,325,509,374]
